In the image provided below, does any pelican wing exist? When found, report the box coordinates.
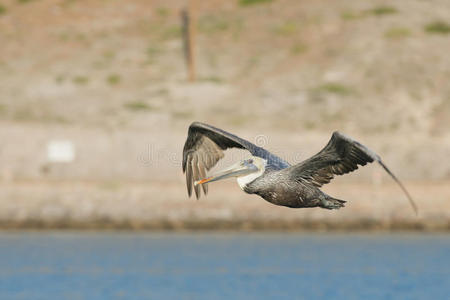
[287,131,417,213]
[182,122,289,199]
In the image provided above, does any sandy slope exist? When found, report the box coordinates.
[0,0,449,229]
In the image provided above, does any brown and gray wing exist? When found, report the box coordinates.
[182,122,289,199]
[286,131,417,213]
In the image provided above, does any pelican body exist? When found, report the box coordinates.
[182,122,416,212]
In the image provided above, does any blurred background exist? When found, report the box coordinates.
[1,1,450,299]
[0,0,449,230]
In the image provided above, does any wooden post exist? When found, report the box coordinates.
[182,0,197,82]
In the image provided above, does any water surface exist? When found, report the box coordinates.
[0,232,448,299]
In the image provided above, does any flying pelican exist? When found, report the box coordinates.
[182,122,417,213]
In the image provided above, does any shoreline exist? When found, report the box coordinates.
[1,180,448,232]
[0,219,447,232]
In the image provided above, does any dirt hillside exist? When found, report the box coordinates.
[0,0,449,229]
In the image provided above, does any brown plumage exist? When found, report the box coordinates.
[182,122,417,214]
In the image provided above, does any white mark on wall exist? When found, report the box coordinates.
[47,140,75,163]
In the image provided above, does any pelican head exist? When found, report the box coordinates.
[194,156,266,189]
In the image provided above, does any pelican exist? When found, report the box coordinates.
[182,122,417,213]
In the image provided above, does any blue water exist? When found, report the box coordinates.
[0,232,448,300]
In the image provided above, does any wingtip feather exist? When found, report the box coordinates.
[377,160,418,216]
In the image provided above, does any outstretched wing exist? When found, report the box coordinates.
[286,131,417,214]
[182,122,289,199]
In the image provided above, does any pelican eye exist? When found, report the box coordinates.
[247,159,253,164]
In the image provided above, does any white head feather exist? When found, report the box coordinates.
[236,156,267,190]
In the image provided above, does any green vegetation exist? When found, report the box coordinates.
[55,75,66,84]
[72,76,89,85]
[199,76,223,83]
[342,6,398,21]
[341,11,363,21]
[7,105,68,124]
[124,101,152,111]
[106,74,121,85]
[314,82,353,95]
[62,0,77,6]
[367,6,398,16]
[0,104,6,115]
[198,15,229,34]
[161,25,181,40]
[0,4,7,15]
[17,0,36,4]
[230,115,249,126]
[303,120,317,130]
[140,21,181,41]
[153,88,169,97]
[75,33,87,42]
[425,21,450,34]
[385,27,411,39]
[145,46,160,64]
[12,107,34,121]
[274,21,298,36]
[156,7,169,18]
[146,46,160,57]
[102,50,115,60]
[239,0,273,6]
[57,31,88,44]
[231,18,244,40]
[291,43,307,55]
[58,32,70,42]
[172,110,194,119]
